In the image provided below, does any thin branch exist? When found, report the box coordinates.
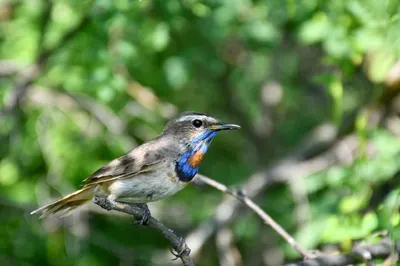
[284,239,400,266]
[185,133,362,258]
[0,60,27,76]
[92,198,194,266]
[195,174,312,258]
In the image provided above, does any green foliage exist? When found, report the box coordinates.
[0,0,399,265]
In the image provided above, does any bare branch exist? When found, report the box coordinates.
[0,60,27,76]
[195,175,312,258]
[186,134,370,258]
[92,198,194,266]
[284,239,399,266]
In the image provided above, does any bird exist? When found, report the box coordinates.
[31,111,240,222]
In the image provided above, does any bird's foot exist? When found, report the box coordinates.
[93,196,115,211]
[170,236,191,260]
[132,203,151,226]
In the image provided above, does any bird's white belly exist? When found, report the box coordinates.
[106,170,188,203]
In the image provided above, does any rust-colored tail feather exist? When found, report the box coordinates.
[30,186,94,218]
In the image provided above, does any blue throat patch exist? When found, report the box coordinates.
[176,130,218,182]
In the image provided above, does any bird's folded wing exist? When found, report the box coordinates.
[82,148,165,186]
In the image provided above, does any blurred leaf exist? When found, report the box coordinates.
[392,212,400,227]
[0,159,19,186]
[294,219,326,249]
[163,57,189,90]
[324,27,352,58]
[244,20,280,44]
[361,212,379,233]
[367,50,396,83]
[339,189,370,214]
[298,12,331,44]
[323,213,378,243]
[232,215,259,240]
[313,73,343,124]
[150,22,170,52]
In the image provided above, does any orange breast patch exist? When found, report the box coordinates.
[188,151,204,168]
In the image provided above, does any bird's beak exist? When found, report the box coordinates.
[208,123,241,131]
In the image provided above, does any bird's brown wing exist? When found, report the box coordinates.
[83,144,165,186]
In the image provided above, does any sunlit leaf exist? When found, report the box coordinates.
[298,12,331,44]
[163,57,189,90]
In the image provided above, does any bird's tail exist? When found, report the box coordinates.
[30,186,95,218]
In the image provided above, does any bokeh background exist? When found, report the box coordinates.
[1,0,400,265]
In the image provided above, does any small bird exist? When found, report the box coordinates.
[31,111,240,220]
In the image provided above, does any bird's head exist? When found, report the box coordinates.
[163,111,240,146]
[163,111,240,181]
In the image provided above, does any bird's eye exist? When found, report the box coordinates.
[192,119,203,128]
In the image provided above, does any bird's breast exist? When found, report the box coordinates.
[175,139,214,182]
[188,151,204,168]
[107,165,187,203]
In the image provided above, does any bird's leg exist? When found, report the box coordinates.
[131,203,151,226]
[93,196,115,211]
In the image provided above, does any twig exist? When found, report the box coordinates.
[92,197,194,266]
[284,239,400,266]
[0,60,26,76]
[185,134,367,258]
[195,175,312,258]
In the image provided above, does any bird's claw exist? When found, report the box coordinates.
[169,237,190,260]
[132,203,151,226]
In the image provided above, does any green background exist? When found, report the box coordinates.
[1,0,400,265]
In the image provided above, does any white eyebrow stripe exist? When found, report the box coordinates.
[176,115,209,122]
